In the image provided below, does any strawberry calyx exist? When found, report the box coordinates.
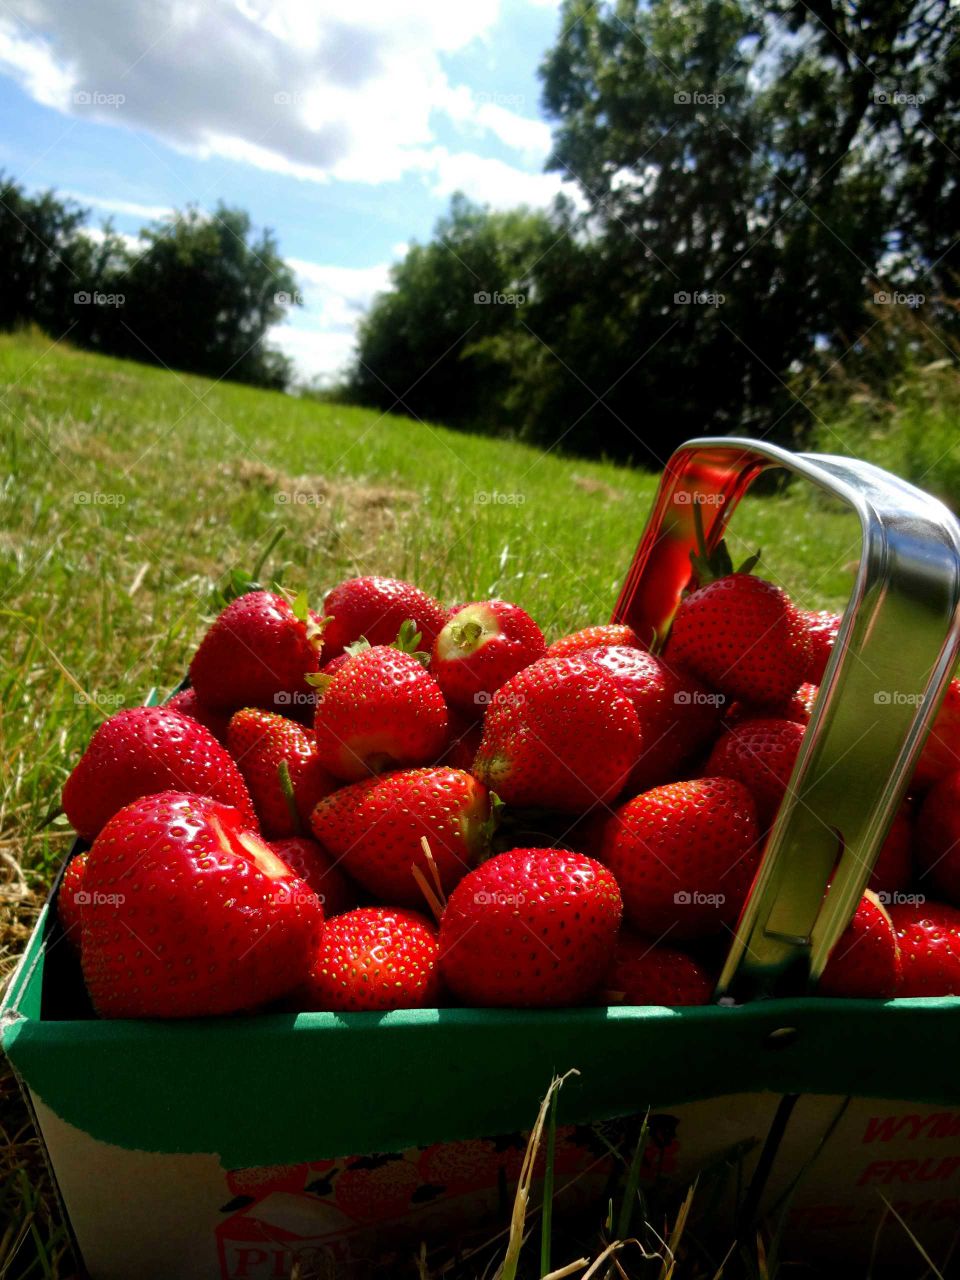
[393,618,431,667]
[213,527,286,608]
[688,502,761,587]
[276,759,304,836]
[290,591,329,653]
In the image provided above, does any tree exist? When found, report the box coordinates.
[0,174,88,333]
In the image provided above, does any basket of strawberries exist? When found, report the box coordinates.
[5,437,960,1276]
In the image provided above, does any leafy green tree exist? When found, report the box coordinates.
[0,174,88,333]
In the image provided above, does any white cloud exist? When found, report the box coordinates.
[0,0,565,204]
[60,191,173,221]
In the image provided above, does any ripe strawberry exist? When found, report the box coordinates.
[869,805,913,897]
[81,791,323,1017]
[57,852,88,947]
[602,935,712,1006]
[312,643,448,781]
[666,545,811,706]
[727,682,819,727]
[438,848,622,1007]
[310,767,491,907]
[322,576,446,660]
[190,590,324,714]
[299,907,439,1012]
[431,600,545,714]
[62,705,257,841]
[890,901,960,996]
[335,1156,422,1221]
[705,717,806,827]
[270,837,360,917]
[226,708,336,839]
[912,677,960,791]
[546,624,642,659]
[818,892,901,998]
[600,778,760,940]
[579,645,721,793]
[472,657,642,812]
[916,771,960,905]
[166,687,230,743]
[803,609,842,684]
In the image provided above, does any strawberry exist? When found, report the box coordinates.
[602,934,712,1006]
[431,600,545,713]
[890,900,960,996]
[916,770,960,905]
[166,687,230,743]
[440,708,484,771]
[600,778,760,941]
[335,1156,422,1221]
[727,682,819,727]
[62,705,257,841]
[472,657,642,812]
[57,852,88,948]
[818,892,901,998]
[299,907,440,1012]
[870,804,913,897]
[226,708,336,839]
[270,837,360,917]
[803,609,842,684]
[704,717,806,827]
[190,590,324,714]
[912,677,960,791]
[665,533,811,706]
[546,624,642,659]
[310,767,491,907]
[322,576,446,660]
[312,641,448,781]
[81,791,323,1017]
[438,848,622,1007]
[579,645,722,793]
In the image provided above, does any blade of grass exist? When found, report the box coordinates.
[540,1079,560,1278]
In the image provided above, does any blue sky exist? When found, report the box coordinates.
[0,0,570,382]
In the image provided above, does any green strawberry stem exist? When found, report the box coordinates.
[394,618,431,666]
[539,1084,559,1278]
[276,759,303,836]
[689,497,761,587]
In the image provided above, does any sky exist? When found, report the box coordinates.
[0,0,571,383]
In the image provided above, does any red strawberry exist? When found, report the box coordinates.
[441,709,484,771]
[227,708,336,839]
[916,770,960,905]
[335,1157,422,1221]
[322,576,446,660]
[472,657,642,812]
[270,837,360,917]
[870,805,913,897]
[546,624,642,659]
[579,645,722,793]
[431,600,545,713]
[602,934,712,1006]
[804,609,842,684]
[728,682,819,727]
[62,705,257,841]
[310,767,491,907]
[912,677,960,791]
[890,900,960,996]
[438,848,622,1007]
[299,907,439,1012]
[818,892,901,998]
[57,852,88,948]
[81,791,323,1017]
[600,778,760,941]
[190,590,324,714]
[166,687,230,743]
[312,644,448,781]
[666,566,811,707]
[705,717,806,826]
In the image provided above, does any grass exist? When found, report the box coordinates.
[0,328,872,1277]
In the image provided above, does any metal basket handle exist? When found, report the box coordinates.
[611,438,960,999]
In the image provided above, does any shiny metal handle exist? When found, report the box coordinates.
[612,438,960,999]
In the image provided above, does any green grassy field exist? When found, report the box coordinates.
[0,329,867,1276]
